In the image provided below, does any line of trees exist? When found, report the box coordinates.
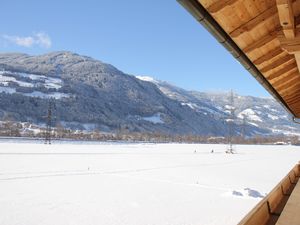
[0,120,299,145]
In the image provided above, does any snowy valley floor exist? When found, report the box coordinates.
[1,142,300,225]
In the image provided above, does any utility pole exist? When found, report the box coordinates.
[44,98,55,144]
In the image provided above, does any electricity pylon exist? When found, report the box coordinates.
[44,98,56,144]
[226,90,235,154]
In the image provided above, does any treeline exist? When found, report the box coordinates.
[0,120,299,145]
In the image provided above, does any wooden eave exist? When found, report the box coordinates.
[178,0,300,118]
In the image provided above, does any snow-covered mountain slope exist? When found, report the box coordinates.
[0,51,297,136]
[136,76,300,136]
[0,70,69,99]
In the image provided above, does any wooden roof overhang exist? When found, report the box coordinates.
[178,0,300,119]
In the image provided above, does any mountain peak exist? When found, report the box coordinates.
[135,75,159,84]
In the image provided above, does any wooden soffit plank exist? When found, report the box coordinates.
[253,47,283,65]
[266,61,297,80]
[230,5,278,38]
[206,0,240,14]
[260,54,294,73]
[243,28,280,53]
[276,75,300,91]
[272,71,299,87]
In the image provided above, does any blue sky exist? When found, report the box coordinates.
[0,0,269,97]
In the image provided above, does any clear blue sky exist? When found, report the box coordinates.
[0,0,270,97]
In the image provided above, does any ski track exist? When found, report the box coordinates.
[0,157,262,181]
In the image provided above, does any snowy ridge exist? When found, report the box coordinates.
[135,75,159,83]
[0,52,299,136]
[137,75,300,136]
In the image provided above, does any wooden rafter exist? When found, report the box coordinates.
[296,15,300,28]
[283,95,300,104]
[294,53,300,71]
[260,54,294,73]
[266,61,297,80]
[190,0,300,117]
[230,5,278,38]
[279,91,300,103]
[283,90,300,99]
[277,77,300,92]
[278,78,300,91]
[272,71,299,87]
[288,103,300,109]
[290,107,300,112]
[283,93,300,102]
[207,0,240,14]
[278,33,300,53]
[277,0,295,39]
[276,0,300,80]
[288,106,300,113]
[243,29,279,53]
[253,47,283,65]
[293,0,300,17]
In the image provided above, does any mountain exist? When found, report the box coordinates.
[0,51,298,137]
[143,78,298,136]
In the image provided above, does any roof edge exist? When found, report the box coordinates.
[177,0,296,118]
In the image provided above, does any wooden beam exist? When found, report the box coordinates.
[295,15,300,28]
[266,61,297,80]
[260,54,294,73]
[282,91,300,100]
[290,108,300,113]
[292,0,300,23]
[276,0,300,81]
[276,75,300,91]
[272,71,299,87]
[289,106,300,113]
[278,83,300,96]
[288,105,300,111]
[278,81,300,95]
[278,84,299,96]
[207,0,240,14]
[278,32,300,53]
[277,31,300,45]
[283,95,300,105]
[278,31,300,74]
[281,89,300,101]
[287,106,300,114]
[289,105,300,111]
[253,47,283,65]
[294,53,300,72]
[281,44,300,53]
[277,28,300,54]
[243,28,280,53]
[230,6,278,38]
[271,71,299,88]
[282,93,300,102]
[277,0,295,39]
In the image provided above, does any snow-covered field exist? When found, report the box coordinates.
[0,142,300,225]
